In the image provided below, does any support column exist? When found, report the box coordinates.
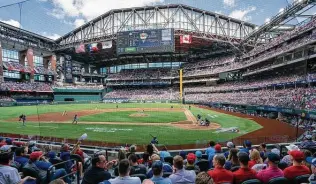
[0,42,3,82]
[19,51,27,81]
[26,49,34,82]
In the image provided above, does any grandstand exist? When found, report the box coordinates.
[2,0,316,183]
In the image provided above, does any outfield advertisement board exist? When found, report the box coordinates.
[117,29,175,55]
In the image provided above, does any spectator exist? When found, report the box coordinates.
[179,151,187,161]
[195,151,203,164]
[128,154,147,175]
[248,149,263,168]
[233,152,257,184]
[300,135,316,149]
[147,154,172,178]
[14,146,29,168]
[240,140,252,154]
[59,144,72,173]
[283,150,311,180]
[185,153,199,172]
[224,142,235,158]
[306,156,316,184]
[0,152,34,184]
[224,148,239,170]
[195,172,214,184]
[256,153,283,184]
[169,155,196,184]
[109,159,141,184]
[24,151,70,183]
[82,154,112,184]
[259,143,267,160]
[150,160,172,184]
[159,148,171,162]
[207,154,233,184]
[205,141,216,158]
[281,144,300,166]
[209,144,222,168]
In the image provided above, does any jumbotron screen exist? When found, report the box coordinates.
[116,28,175,55]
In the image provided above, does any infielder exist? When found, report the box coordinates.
[72,114,78,124]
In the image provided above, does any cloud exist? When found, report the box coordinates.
[41,32,61,40]
[49,0,164,21]
[74,18,85,28]
[0,19,21,28]
[223,0,235,7]
[229,6,256,21]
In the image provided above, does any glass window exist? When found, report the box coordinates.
[33,56,44,67]
[2,49,19,63]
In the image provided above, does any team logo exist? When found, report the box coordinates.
[140,32,148,43]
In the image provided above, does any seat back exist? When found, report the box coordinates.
[241,179,262,184]
[163,156,173,166]
[230,166,240,172]
[294,174,310,184]
[268,177,288,184]
[22,167,41,184]
[131,174,147,182]
[201,154,208,160]
[196,160,209,172]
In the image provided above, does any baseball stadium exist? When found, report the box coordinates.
[0,0,316,183]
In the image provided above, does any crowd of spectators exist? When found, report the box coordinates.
[184,75,305,93]
[0,95,15,102]
[53,83,104,90]
[107,80,171,86]
[242,16,316,59]
[107,68,174,81]
[2,137,316,184]
[34,66,55,75]
[104,88,179,101]
[182,56,235,70]
[4,61,32,73]
[185,87,316,111]
[0,81,52,92]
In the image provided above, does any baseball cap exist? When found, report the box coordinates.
[48,151,56,159]
[179,151,186,159]
[5,138,12,145]
[244,140,252,148]
[267,153,280,164]
[0,137,3,142]
[238,152,250,163]
[306,157,316,166]
[187,153,196,162]
[288,150,304,161]
[226,142,234,148]
[306,135,313,140]
[195,151,202,158]
[215,144,222,151]
[271,148,280,156]
[30,151,43,160]
[0,145,13,152]
[152,160,163,170]
[285,144,300,152]
[13,141,24,147]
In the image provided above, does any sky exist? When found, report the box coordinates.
[0,0,312,40]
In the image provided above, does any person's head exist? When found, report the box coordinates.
[250,149,262,163]
[302,149,312,158]
[226,142,235,149]
[260,143,266,150]
[238,152,250,167]
[306,157,316,174]
[267,153,280,166]
[48,179,66,184]
[0,152,13,165]
[179,150,186,160]
[5,138,12,145]
[142,152,149,162]
[151,154,160,162]
[214,144,221,153]
[306,135,313,141]
[289,150,305,165]
[128,154,138,165]
[209,141,215,147]
[118,149,126,161]
[244,140,252,148]
[196,172,214,184]
[152,160,163,176]
[173,155,184,170]
[195,151,202,159]
[147,144,154,155]
[187,153,196,165]
[228,148,239,163]
[118,159,130,176]
[92,154,106,169]
[29,151,43,162]
[15,146,27,156]
[213,154,226,168]
[60,143,70,152]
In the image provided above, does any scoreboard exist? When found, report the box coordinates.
[117,29,175,55]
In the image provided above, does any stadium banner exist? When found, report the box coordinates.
[63,55,73,83]
[75,43,86,53]
[180,35,192,44]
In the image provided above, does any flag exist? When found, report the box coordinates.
[75,43,85,53]
[102,41,112,49]
[180,35,192,44]
[89,43,99,52]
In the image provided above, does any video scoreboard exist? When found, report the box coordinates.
[117,29,175,55]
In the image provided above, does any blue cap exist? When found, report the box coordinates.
[306,157,316,166]
[160,151,171,159]
[195,151,202,158]
[0,137,3,142]
[244,140,252,148]
[267,153,280,163]
[5,138,12,145]
[48,151,56,159]
[152,160,163,170]
[179,151,186,159]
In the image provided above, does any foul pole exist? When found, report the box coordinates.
[179,69,183,104]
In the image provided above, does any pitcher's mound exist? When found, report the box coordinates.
[129,113,149,117]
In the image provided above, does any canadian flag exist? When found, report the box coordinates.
[180,35,192,44]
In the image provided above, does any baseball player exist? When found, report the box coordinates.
[72,114,78,124]
[21,115,26,126]
[62,110,67,116]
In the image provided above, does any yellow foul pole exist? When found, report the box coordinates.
[179,69,183,103]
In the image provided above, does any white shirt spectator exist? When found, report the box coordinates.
[0,165,21,184]
[109,176,141,184]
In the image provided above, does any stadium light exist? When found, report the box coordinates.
[279,8,285,14]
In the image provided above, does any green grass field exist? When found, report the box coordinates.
[0,103,262,145]
[80,111,187,123]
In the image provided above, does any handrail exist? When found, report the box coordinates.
[47,157,81,184]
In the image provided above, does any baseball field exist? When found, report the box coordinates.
[0,103,301,148]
